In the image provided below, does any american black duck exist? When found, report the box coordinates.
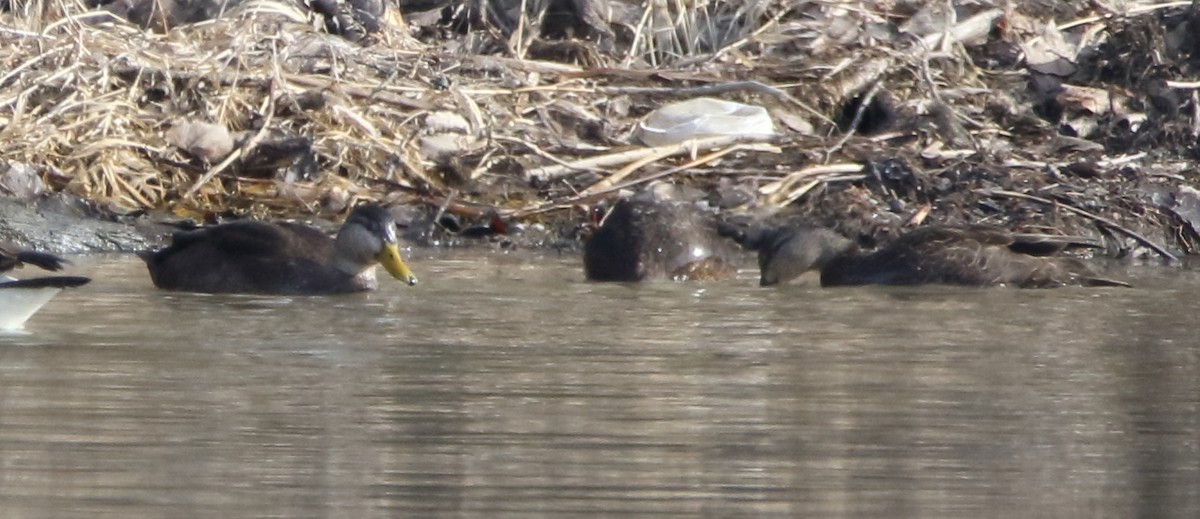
[0,243,91,330]
[718,223,1128,288]
[140,204,418,294]
[584,197,739,282]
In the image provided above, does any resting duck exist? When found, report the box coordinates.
[584,197,739,282]
[140,204,418,294]
[718,223,1128,288]
[0,243,91,330]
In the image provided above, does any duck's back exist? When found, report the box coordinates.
[824,225,1103,288]
[142,220,356,294]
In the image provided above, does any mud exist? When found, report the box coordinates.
[0,195,166,254]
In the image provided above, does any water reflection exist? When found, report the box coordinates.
[0,254,1196,517]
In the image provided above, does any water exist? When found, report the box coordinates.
[0,252,1197,518]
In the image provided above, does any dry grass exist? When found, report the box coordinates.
[623,0,779,66]
[2,0,822,221]
[2,0,433,217]
[0,0,1191,248]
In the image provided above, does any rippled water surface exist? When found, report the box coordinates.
[1,252,1197,518]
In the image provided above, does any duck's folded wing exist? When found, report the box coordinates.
[899,225,1010,247]
[1008,233,1104,256]
[887,229,1020,285]
[170,221,293,257]
[273,222,336,261]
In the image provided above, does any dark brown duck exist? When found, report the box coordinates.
[584,198,738,282]
[140,204,418,294]
[719,223,1128,288]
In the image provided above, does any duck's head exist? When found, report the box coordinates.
[759,227,854,286]
[718,222,853,286]
[335,204,418,286]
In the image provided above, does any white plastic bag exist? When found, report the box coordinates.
[636,97,776,146]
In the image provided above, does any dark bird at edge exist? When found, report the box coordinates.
[139,204,418,295]
[718,223,1129,288]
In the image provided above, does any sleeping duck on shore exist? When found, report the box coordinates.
[718,222,1129,288]
[0,244,91,330]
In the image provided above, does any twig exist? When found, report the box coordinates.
[918,58,979,148]
[0,45,67,90]
[510,143,777,218]
[282,73,432,111]
[979,189,1178,262]
[0,26,44,39]
[625,0,659,68]
[1095,153,1147,168]
[579,146,683,196]
[494,136,608,174]
[1192,90,1200,138]
[1057,1,1191,31]
[1166,80,1200,89]
[526,134,768,183]
[183,81,277,199]
[776,179,822,207]
[581,141,773,196]
[467,55,584,76]
[698,6,792,66]
[430,188,459,234]
[761,163,866,204]
[824,81,881,160]
[597,80,798,104]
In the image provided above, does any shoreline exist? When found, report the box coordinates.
[2,2,1197,265]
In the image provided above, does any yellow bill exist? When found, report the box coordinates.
[376,243,418,286]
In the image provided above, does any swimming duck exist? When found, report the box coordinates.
[584,197,739,282]
[718,223,1128,288]
[140,204,418,294]
[0,243,91,330]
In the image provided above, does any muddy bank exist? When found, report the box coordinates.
[0,195,165,253]
[0,192,573,255]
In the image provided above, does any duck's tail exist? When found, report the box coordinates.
[135,249,158,265]
[0,276,91,289]
[15,251,68,272]
[1081,276,1132,288]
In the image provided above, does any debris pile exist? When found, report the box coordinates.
[0,0,1197,257]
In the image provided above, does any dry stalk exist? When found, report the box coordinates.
[511,141,778,218]
[1056,0,1191,30]
[979,189,1178,262]
[760,163,866,203]
[184,80,278,199]
[823,81,881,161]
[527,134,766,184]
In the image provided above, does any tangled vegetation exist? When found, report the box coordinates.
[1,0,1198,256]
